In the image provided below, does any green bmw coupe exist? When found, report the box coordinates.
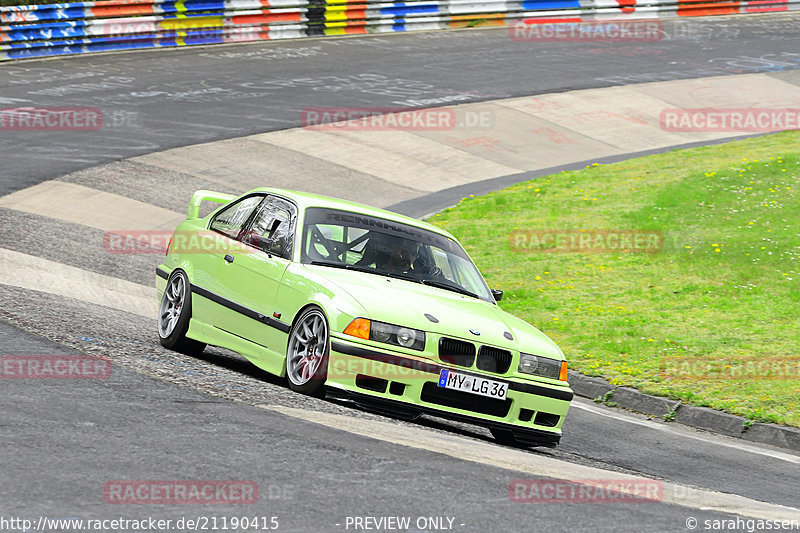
[156,188,572,446]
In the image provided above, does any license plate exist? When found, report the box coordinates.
[437,369,508,400]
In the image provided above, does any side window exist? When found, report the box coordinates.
[209,195,264,240]
[244,195,297,259]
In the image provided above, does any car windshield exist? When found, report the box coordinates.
[301,208,494,303]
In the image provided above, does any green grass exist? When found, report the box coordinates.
[429,130,800,426]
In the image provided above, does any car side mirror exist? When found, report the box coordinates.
[491,289,503,302]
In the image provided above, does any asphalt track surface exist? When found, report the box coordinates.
[3,14,800,196]
[0,321,747,532]
[2,13,800,533]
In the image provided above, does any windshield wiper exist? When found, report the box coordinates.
[309,260,379,275]
[420,278,480,299]
[310,260,347,269]
[384,270,420,282]
[384,271,480,299]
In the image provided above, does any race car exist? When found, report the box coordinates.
[156,188,573,446]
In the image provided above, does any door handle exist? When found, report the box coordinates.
[224,254,234,263]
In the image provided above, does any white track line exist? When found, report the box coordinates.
[0,247,155,318]
[571,401,800,465]
[0,181,183,232]
[262,405,800,521]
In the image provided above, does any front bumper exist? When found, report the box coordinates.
[326,336,573,445]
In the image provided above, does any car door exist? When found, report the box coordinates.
[213,194,297,354]
[190,193,265,325]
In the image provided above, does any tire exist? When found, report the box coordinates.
[285,307,329,396]
[158,270,206,355]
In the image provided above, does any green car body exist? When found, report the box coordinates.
[156,188,572,446]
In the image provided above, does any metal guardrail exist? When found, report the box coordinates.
[1,0,798,61]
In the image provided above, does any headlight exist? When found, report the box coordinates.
[396,328,417,347]
[518,353,566,380]
[371,321,393,342]
[344,318,426,351]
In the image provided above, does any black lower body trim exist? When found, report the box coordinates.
[156,267,170,280]
[190,283,291,334]
[327,388,561,445]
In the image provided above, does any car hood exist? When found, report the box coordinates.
[308,266,563,360]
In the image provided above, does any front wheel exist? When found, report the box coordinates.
[286,307,329,396]
[158,270,206,355]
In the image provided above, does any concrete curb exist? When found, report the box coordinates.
[568,370,800,453]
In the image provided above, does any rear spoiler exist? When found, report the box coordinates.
[186,190,236,220]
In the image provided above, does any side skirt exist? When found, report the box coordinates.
[186,318,287,378]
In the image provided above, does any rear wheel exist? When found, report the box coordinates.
[286,307,329,396]
[158,270,206,355]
